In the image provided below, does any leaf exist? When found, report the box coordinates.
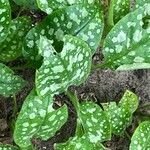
[55,134,108,150]
[0,144,18,150]
[14,89,68,148]
[119,90,139,113]
[0,16,31,62]
[104,102,132,135]
[130,121,150,150]
[79,102,111,142]
[103,4,150,70]
[23,3,104,62]
[0,0,11,42]
[36,0,96,14]
[113,0,130,23]
[135,0,150,8]
[0,63,26,97]
[13,0,38,9]
[36,35,92,97]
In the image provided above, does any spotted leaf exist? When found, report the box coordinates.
[136,0,150,8]
[36,0,96,14]
[55,135,108,150]
[14,89,68,148]
[0,144,19,150]
[104,102,132,135]
[36,35,92,97]
[23,3,103,63]
[0,63,26,97]
[79,102,111,142]
[0,16,31,62]
[13,0,38,9]
[119,90,139,114]
[130,121,150,150]
[113,0,130,23]
[103,4,150,70]
[0,0,11,42]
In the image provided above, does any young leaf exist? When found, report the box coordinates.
[79,102,111,142]
[36,0,96,14]
[104,102,132,135]
[13,0,38,9]
[55,135,108,150]
[23,3,104,62]
[14,89,68,148]
[0,144,18,150]
[36,35,92,97]
[113,0,130,23]
[0,16,31,62]
[103,4,150,70]
[0,63,26,97]
[119,90,139,113]
[130,121,150,150]
[0,0,11,42]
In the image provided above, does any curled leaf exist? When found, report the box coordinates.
[36,35,92,97]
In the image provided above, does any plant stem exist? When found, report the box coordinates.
[17,7,25,18]
[107,0,115,31]
[66,90,84,137]
[91,62,110,71]
[125,130,131,140]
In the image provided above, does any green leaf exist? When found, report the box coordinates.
[103,4,150,70]
[0,16,31,62]
[0,0,11,42]
[79,102,111,142]
[23,3,104,62]
[136,0,150,8]
[104,102,132,135]
[0,144,18,150]
[0,63,26,97]
[36,0,96,14]
[55,135,108,150]
[13,0,38,9]
[14,89,68,148]
[36,35,92,97]
[130,121,150,150]
[119,90,139,113]
[113,0,130,23]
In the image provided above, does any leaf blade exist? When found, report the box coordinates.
[103,4,150,70]
[0,63,26,97]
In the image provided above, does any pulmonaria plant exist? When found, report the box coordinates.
[0,0,150,150]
